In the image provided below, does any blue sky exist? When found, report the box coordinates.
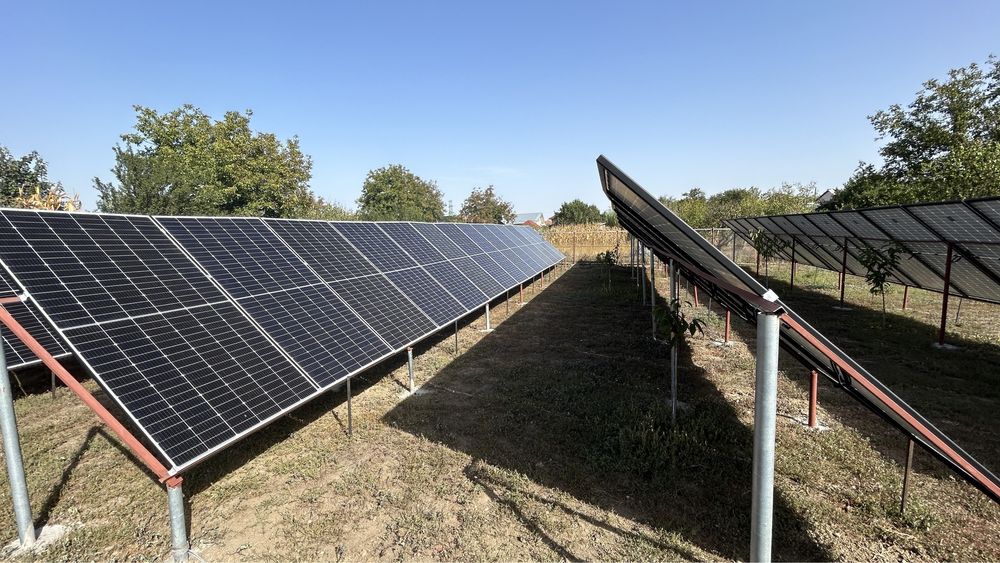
[3,1,998,215]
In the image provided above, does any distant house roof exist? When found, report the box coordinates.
[514,212,545,225]
[817,189,835,204]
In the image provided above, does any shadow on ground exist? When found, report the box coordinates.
[384,263,833,561]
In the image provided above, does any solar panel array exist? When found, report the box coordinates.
[0,210,562,473]
[597,155,1000,504]
[723,198,1000,304]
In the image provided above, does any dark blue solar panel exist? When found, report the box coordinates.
[333,222,417,272]
[422,261,488,309]
[411,223,466,259]
[490,251,531,281]
[379,223,447,265]
[471,253,518,287]
[238,286,391,386]
[384,267,466,325]
[435,223,483,255]
[160,217,393,388]
[458,224,500,252]
[451,256,506,297]
[266,220,377,282]
[0,269,70,369]
[328,274,436,348]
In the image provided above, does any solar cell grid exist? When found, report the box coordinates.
[490,250,531,281]
[328,274,436,348]
[422,261,489,308]
[333,222,418,272]
[385,267,466,325]
[457,223,500,252]
[471,253,518,287]
[0,268,71,368]
[805,214,852,238]
[436,223,485,256]
[859,208,936,242]
[238,285,391,386]
[785,215,825,237]
[378,223,447,265]
[265,220,377,282]
[452,256,506,296]
[410,223,466,259]
[909,204,1000,244]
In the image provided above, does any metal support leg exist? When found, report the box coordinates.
[0,333,35,547]
[750,312,781,562]
[346,378,353,438]
[939,244,954,345]
[484,303,493,332]
[640,246,647,305]
[724,310,731,343]
[839,241,848,304]
[454,320,459,353]
[650,254,656,336]
[902,285,909,310]
[50,369,56,397]
[519,283,524,305]
[669,259,678,424]
[693,286,699,307]
[808,370,818,428]
[506,290,510,314]
[407,347,414,392]
[167,481,189,562]
[900,439,915,514]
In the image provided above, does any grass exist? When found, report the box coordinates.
[0,260,996,560]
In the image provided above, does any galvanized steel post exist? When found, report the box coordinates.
[650,254,656,336]
[407,347,414,392]
[669,259,678,424]
[485,303,492,331]
[0,329,35,547]
[750,311,781,562]
[939,243,954,345]
[640,244,647,305]
[167,480,189,562]
[454,320,459,353]
[346,378,353,438]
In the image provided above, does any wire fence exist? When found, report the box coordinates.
[543,227,757,265]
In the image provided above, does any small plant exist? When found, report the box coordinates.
[656,298,706,348]
[749,230,787,286]
[857,242,904,324]
[595,240,622,290]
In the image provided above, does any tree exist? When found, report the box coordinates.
[0,145,76,208]
[603,208,619,227]
[459,185,515,223]
[551,199,603,225]
[356,164,444,221]
[659,184,815,227]
[95,105,315,217]
[857,242,904,324]
[822,56,1000,210]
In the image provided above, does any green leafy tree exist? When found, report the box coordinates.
[551,199,603,225]
[749,230,787,286]
[299,197,355,220]
[0,146,70,207]
[823,56,1000,209]
[858,242,904,323]
[603,208,619,227]
[356,164,444,221]
[459,185,515,223]
[95,105,315,217]
[660,184,815,227]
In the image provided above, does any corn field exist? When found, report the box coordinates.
[542,225,757,265]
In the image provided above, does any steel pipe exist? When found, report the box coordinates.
[750,312,781,562]
[167,481,188,562]
[407,347,414,392]
[0,330,35,547]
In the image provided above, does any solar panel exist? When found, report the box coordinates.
[327,274,436,349]
[471,253,519,287]
[457,223,501,252]
[378,223,447,265]
[451,256,507,297]
[422,260,489,309]
[0,269,71,369]
[157,217,392,388]
[598,155,1000,504]
[410,223,466,259]
[909,203,1000,243]
[859,208,937,242]
[333,222,418,272]
[265,220,377,281]
[0,210,317,471]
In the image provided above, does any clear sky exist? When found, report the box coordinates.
[2,1,998,215]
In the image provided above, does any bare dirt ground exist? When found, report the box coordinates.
[0,261,997,561]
